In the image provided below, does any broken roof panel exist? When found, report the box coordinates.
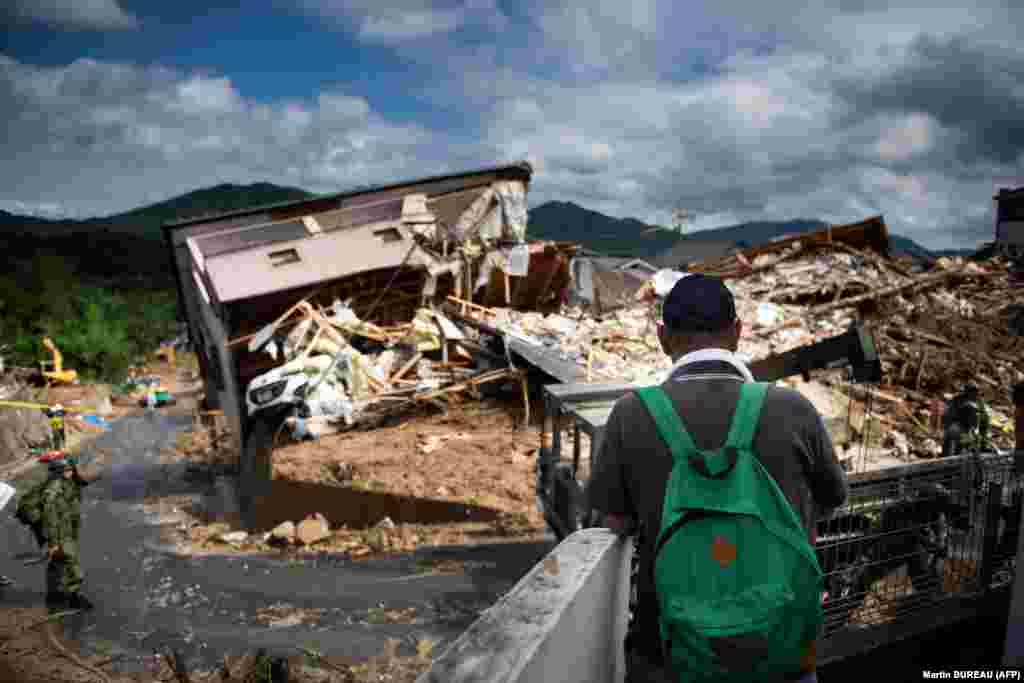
[428,186,491,232]
[194,219,310,259]
[310,198,405,234]
[741,215,891,260]
[203,223,425,303]
[163,161,532,233]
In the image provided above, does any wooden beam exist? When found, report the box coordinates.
[412,368,511,401]
[809,266,999,316]
[755,317,808,338]
[390,352,423,383]
[825,240,916,279]
[916,346,929,392]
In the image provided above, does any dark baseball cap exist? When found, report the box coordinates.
[662,273,737,333]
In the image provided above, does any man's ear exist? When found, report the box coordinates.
[731,318,743,350]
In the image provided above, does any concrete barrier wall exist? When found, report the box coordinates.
[417,528,633,683]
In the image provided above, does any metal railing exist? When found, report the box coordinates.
[816,450,1020,649]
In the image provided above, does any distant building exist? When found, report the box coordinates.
[652,240,739,270]
[995,187,1024,257]
[568,252,658,312]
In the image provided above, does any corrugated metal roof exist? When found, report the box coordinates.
[163,160,531,231]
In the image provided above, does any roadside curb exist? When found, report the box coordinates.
[140,534,558,565]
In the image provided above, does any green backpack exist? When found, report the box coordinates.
[635,382,823,682]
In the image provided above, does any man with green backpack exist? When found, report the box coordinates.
[587,274,849,683]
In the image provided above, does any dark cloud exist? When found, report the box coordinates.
[834,36,1024,166]
[0,0,139,31]
[4,2,1024,250]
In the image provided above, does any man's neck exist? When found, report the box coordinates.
[671,346,735,364]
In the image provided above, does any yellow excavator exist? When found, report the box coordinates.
[38,337,78,386]
[154,343,176,366]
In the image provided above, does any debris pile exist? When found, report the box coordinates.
[440,218,1021,463]
[243,297,526,440]
[730,248,1021,456]
[214,211,1017,467]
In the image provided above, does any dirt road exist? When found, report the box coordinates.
[0,382,555,675]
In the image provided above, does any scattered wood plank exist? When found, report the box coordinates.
[519,370,530,426]
[825,240,917,279]
[412,368,512,402]
[721,245,810,281]
[755,317,808,338]
[446,295,497,318]
[916,346,929,392]
[227,289,325,349]
[906,328,954,348]
[432,310,466,340]
[390,352,423,383]
[810,266,1002,316]
[45,622,111,683]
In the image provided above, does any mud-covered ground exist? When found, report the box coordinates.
[1,360,555,682]
[168,383,560,559]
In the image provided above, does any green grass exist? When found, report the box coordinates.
[1,265,180,383]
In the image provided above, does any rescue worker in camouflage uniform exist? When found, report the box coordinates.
[41,453,100,611]
[0,481,15,587]
[941,384,992,458]
[1014,381,1023,453]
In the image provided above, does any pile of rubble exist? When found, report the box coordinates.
[242,212,1020,465]
[443,228,1021,462]
[243,297,525,440]
[733,247,1021,457]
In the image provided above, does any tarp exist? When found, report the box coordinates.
[568,257,654,313]
[0,482,14,512]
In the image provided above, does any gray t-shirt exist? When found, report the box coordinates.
[586,359,849,649]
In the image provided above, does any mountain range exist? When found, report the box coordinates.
[0,182,970,288]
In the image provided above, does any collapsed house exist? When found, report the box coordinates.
[164,164,1022,515]
[161,161,580,487]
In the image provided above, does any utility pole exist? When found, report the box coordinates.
[671,208,691,236]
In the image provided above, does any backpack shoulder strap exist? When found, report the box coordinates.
[633,386,697,465]
[637,385,742,478]
[722,382,769,452]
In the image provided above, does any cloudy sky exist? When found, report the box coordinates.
[3,0,1024,249]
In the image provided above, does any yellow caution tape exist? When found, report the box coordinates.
[0,400,99,412]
